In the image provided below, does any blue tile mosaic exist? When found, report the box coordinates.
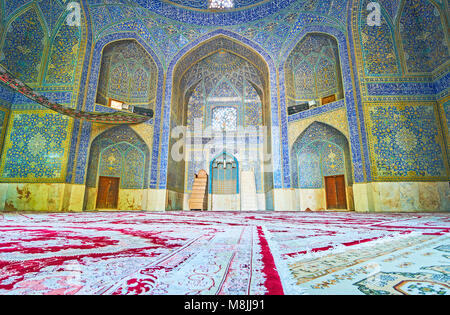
[0,0,448,193]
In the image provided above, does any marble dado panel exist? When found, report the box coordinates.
[353,182,450,212]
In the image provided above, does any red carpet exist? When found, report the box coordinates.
[0,211,449,295]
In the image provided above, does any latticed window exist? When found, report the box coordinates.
[212,106,237,131]
[208,0,234,9]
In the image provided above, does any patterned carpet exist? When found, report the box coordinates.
[0,211,449,295]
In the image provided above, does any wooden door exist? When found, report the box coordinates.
[335,175,347,209]
[325,175,347,210]
[325,176,337,209]
[96,176,120,209]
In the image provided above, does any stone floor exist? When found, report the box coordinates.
[0,211,449,295]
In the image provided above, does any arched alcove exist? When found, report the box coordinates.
[285,33,344,111]
[210,151,240,211]
[166,35,272,211]
[291,122,354,211]
[84,126,150,211]
[95,40,158,110]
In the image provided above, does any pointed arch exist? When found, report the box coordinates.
[358,0,401,75]
[209,151,240,194]
[161,30,275,210]
[280,25,369,185]
[290,122,353,189]
[72,32,164,187]
[284,32,344,105]
[84,33,164,114]
[95,39,159,109]
[397,0,450,74]
[44,10,82,85]
[157,29,279,193]
[86,125,150,190]
[0,4,48,85]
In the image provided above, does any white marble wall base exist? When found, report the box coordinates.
[211,194,241,211]
[353,182,450,212]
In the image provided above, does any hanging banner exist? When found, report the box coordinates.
[0,65,152,125]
